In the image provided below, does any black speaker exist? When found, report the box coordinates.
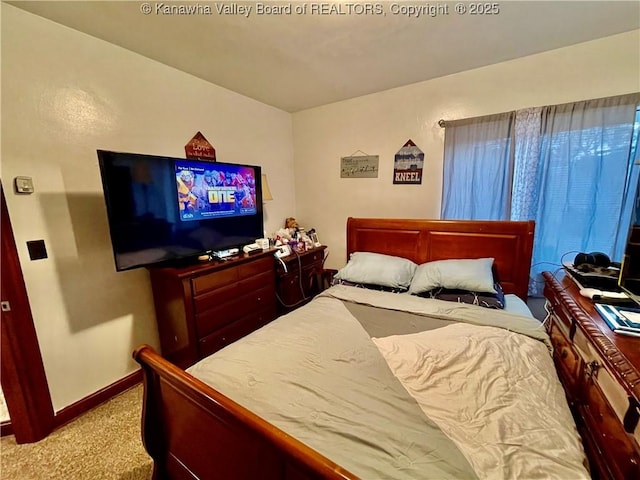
[574,251,611,268]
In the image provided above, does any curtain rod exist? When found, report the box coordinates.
[437,93,639,129]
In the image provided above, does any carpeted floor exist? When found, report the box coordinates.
[0,385,153,480]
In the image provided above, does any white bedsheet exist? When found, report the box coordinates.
[374,323,589,480]
[503,294,534,318]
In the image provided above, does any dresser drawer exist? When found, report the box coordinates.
[237,285,276,314]
[238,256,273,279]
[585,343,640,442]
[198,304,276,358]
[198,314,264,358]
[278,272,303,306]
[301,249,324,267]
[237,270,275,293]
[195,297,245,337]
[195,269,274,315]
[192,268,238,296]
[193,282,238,314]
[548,320,582,395]
[581,376,640,480]
[195,284,276,338]
[278,248,325,273]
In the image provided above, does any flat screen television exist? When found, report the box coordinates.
[619,177,640,305]
[97,150,263,271]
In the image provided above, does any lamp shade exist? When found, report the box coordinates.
[261,173,273,201]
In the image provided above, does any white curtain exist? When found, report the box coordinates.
[511,107,542,222]
[441,112,515,220]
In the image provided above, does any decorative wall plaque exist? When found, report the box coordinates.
[393,139,424,184]
[340,155,379,178]
[185,131,216,161]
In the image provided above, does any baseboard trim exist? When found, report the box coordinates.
[1,420,14,437]
[54,369,142,429]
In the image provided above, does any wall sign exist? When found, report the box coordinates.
[340,155,379,178]
[185,131,216,161]
[393,139,424,184]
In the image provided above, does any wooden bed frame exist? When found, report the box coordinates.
[134,218,535,480]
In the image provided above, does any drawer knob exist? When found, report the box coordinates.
[560,349,568,359]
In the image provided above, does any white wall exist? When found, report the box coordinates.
[1,5,295,411]
[293,30,640,269]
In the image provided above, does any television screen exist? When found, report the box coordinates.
[98,150,263,271]
[175,160,258,221]
[619,177,640,305]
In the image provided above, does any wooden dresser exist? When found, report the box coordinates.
[148,251,277,369]
[275,245,327,313]
[543,271,640,479]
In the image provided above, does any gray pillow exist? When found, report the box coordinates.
[408,258,497,295]
[334,252,417,290]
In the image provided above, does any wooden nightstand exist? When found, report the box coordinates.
[275,245,327,313]
[543,271,640,480]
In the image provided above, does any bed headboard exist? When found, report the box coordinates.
[346,218,535,300]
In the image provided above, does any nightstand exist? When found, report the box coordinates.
[275,245,327,313]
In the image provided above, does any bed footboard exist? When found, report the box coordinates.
[133,345,357,480]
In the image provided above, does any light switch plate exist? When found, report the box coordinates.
[26,240,47,260]
[14,176,34,194]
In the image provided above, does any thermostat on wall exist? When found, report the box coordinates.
[14,176,34,194]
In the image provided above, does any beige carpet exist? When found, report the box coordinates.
[0,385,153,480]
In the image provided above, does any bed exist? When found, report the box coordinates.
[134,218,589,480]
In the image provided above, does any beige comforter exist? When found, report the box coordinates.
[374,324,588,480]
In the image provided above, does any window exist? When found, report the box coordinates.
[442,94,640,295]
[441,113,515,220]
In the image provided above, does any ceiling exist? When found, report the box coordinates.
[9,1,640,112]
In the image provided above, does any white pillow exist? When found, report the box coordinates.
[408,258,497,294]
[335,252,417,289]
